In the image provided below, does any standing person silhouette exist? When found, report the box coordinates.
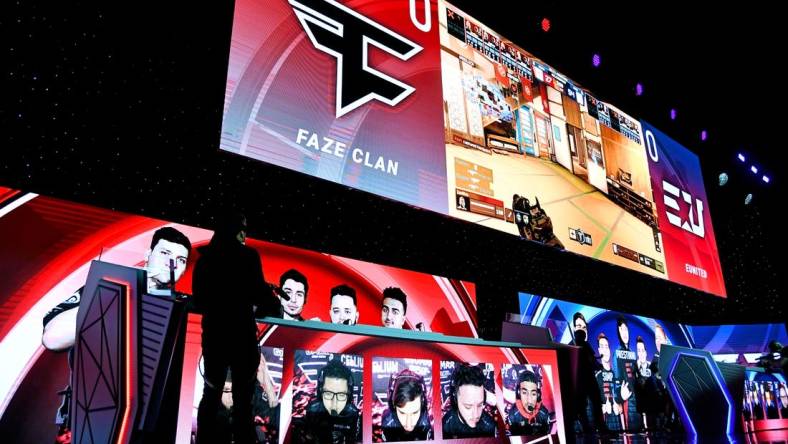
[193,212,278,444]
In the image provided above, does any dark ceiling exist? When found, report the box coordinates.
[3,1,783,325]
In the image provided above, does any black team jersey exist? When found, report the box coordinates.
[595,366,622,432]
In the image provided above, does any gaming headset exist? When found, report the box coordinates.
[388,368,428,413]
[516,368,542,404]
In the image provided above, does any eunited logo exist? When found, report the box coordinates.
[662,179,705,238]
[644,129,706,239]
[289,0,423,118]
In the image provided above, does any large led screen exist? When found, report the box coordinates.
[437,4,724,296]
[686,323,788,365]
[518,293,688,434]
[0,186,477,443]
[219,0,725,297]
[518,293,788,436]
[176,320,565,443]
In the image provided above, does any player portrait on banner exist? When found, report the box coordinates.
[501,364,556,437]
[371,357,433,441]
[439,361,497,439]
[42,226,193,443]
[253,347,284,443]
[520,294,687,433]
[290,350,364,443]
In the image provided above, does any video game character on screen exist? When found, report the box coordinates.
[41,226,192,442]
[502,364,555,437]
[372,358,433,441]
[440,361,497,439]
[291,351,363,444]
[511,194,564,249]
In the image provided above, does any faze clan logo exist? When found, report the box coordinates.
[662,180,705,238]
[289,0,423,118]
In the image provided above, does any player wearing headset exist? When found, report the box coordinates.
[297,359,361,443]
[380,369,433,441]
[442,364,496,438]
[506,369,552,436]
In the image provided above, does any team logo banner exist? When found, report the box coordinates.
[641,121,725,296]
[220,0,448,213]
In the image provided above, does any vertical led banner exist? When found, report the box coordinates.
[642,121,725,296]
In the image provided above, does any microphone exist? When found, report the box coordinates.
[169,259,176,292]
[270,283,290,301]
